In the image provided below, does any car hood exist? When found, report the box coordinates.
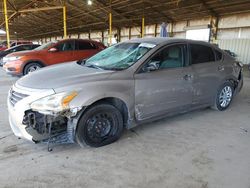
[6,50,41,57]
[17,62,114,89]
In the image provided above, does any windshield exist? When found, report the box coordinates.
[85,42,155,70]
[34,41,56,51]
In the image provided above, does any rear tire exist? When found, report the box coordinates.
[76,104,124,147]
[23,62,42,75]
[212,81,234,111]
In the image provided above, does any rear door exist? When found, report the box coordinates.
[46,40,75,65]
[74,40,99,60]
[134,43,194,121]
[189,43,222,105]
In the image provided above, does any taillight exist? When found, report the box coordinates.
[234,61,243,68]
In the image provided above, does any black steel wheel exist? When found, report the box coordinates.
[76,104,124,147]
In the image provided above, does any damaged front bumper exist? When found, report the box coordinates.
[7,84,81,147]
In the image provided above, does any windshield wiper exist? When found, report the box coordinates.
[85,64,104,70]
[102,67,124,71]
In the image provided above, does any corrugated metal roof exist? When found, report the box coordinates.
[1,0,250,39]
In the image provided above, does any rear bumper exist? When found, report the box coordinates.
[236,71,243,93]
[237,78,243,93]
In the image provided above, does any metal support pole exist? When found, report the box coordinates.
[141,17,145,38]
[170,22,174,37]
[129,27,131,39]
[63,6,67,39]
[101,31,104,43]
[210,16,218,43]
[3,0,10,48]
[118,28,121,42]
[109,12,112,45]
[154,24,157,37]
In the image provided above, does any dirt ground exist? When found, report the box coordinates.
[0,68,249,188]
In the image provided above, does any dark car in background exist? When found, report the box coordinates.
[0,44,40,66]
[0,41,33,51]
[224,50,237,58]
[0,41,11,51]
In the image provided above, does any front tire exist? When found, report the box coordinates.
[213,81,234,111]
[23,62,42,75]
[76,104,124,147]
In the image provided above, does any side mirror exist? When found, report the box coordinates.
[48,47,58,52]
[77,59,87,65]
[143,61,160,72]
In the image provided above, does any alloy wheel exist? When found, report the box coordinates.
[219,86,233,108]
[28,65,41,73]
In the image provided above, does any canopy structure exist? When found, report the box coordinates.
[0,0,250,39]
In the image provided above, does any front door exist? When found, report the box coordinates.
[46,40,75,65]
[134,44,194,121]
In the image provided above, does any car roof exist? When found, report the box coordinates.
[127,37,214,47]
[59,38,98,43]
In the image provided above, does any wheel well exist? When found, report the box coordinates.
[227,79,238,90]
[23,61,44,74]
[87,97,129,127]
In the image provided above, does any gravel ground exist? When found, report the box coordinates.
[0,68,249,188]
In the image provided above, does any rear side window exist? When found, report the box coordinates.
[20,45,32,50]
[190,44,215,64]
[31,45,39,49]
[76,41,96,50]
[215,50,223,61]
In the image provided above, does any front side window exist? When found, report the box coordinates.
[34,41,56,51]
[190,44,215,64]
[84,42,155,70]
[56,41,75,51]
[143,44,185,72]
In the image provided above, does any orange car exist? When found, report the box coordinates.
[3,39,105,76]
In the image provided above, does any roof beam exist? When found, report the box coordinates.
[7,0,17,11]
[94,0,140,26]
[144,0,174,22]
[18,6,63,13]
[0,0,42,27]
[66,2,109,27]
[199,0,218,17]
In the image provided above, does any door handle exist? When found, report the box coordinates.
[218,66,224,71]
[183,74,193,80]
